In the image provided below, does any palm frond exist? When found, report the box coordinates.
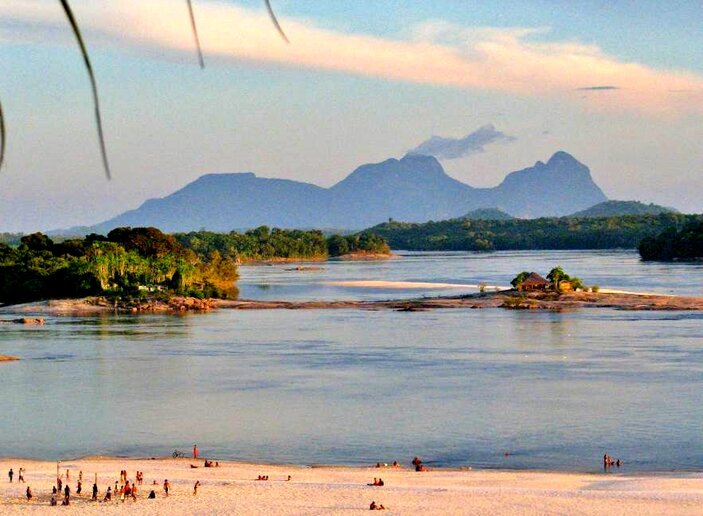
[59,0,111,179]
[264,0,289,43]
[0,98,5,171]
[186,0,205,68]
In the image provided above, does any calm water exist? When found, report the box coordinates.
[2,250,703,472]
[238,250,703,300]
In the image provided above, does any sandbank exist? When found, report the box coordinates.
[1,457,702,514]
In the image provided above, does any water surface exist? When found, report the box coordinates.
[2,251,702,472]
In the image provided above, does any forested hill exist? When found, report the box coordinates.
[569,200,676,218]
[366,213,702,251]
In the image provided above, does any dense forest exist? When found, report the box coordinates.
[0,227,390,305]
[0,227,239,305]
[639,221,703,261]
[174,227,390,262]
[366,213,703,251]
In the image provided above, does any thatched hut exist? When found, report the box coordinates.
[518,272,550,292]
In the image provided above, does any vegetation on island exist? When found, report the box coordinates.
[639,220,703,261]
[511,267,586,292]
[0,226,390,306]
[0,227,238,305]
[366,213,703,252]
[174,227,390,262]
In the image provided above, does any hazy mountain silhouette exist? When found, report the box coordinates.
[87,151,607,233]
[569,200,676,218]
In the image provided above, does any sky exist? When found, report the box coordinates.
[0,0,702,232]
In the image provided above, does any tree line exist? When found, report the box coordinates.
[0,226,390,305]
[366,213,703,252]
[639,220,703,261]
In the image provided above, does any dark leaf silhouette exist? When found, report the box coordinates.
[0,98,5,170]
[186,0,205,68]
[264,0,289,43]
[59,0,111,179]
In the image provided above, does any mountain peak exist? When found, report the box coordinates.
[547,151,580,166]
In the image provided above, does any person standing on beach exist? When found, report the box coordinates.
[18,467,25,483]
[163,479,170,497]
[26,486,32,501]
[92,482,98,501]
[8,468,13,482]
[194,444,199,459]
[193,480,200,495]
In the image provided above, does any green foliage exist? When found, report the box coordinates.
[546,266,566,288]
[174,227,390,261]
[338,232,391,256]
[368,213,702,251]
[571,200,676,218]
[0,227,237,305]
[639,221,703,261]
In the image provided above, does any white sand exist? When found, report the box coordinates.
[326,280,510,291]
[1,457,702,515]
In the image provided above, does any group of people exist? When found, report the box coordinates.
[256,475,270,481]
[411,457,427,472]
[7,468,26,483]
[368,478,385,486]
[603,453,623,469]
[374,461,400,468]
[203,460,220,468]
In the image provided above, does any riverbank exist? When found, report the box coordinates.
[1,457,701,515]
[3,289,703,316]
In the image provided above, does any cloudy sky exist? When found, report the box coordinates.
[1,0,702,231]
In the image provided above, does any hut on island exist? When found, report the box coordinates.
[518,272,550,292]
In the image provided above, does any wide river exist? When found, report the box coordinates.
[2,250,703,472]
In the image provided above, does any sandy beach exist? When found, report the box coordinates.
[1,457,702,515]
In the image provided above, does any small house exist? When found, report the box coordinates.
[518,272,550,291]
[558,280,573,292]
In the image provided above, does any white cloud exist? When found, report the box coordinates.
[1,0,702,115]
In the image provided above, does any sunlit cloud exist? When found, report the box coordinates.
[408,124,515,160]
[1,0,702,115]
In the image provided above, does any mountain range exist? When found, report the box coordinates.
[85,151,608,233]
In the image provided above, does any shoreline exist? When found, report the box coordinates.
[3,290,703,316]
[2,456,702,514]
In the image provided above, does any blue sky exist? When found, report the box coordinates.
[0,1,702,231]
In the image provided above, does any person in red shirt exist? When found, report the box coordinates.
[193,444,199,459]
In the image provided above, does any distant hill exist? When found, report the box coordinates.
[82,151,608,234]
[464,208,514,220]
[570,200,677,218]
